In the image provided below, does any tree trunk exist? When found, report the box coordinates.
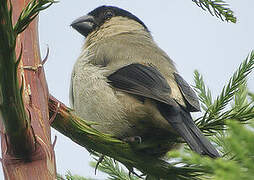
[0,0,56,179]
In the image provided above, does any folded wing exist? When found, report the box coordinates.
[107,63,220,158]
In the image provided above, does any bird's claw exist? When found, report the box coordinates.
[123,136,142,144]
[95,154,105,175]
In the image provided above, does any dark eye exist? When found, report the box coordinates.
[104,10,114,20]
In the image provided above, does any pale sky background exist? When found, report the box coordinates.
[1,0,254,179]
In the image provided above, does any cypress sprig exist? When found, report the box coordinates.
[248,92,254,103]
[192,0,236,23]
[193,70,213,111]
[91,155,205,180]
[14,0,56,35]
[195,51,254,134]
[90,156,140,180]
[233,82,249,110]
[57,171,94,180]
[177,121,254,180]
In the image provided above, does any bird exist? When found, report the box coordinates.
[70,5,220,158]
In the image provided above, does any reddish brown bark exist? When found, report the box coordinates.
[0,0,56,179]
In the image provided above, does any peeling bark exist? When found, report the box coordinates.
[0,0,56,179]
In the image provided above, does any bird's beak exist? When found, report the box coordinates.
[71,15,95,37]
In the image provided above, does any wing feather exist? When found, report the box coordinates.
[107,63,220,158]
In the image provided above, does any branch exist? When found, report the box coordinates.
[0,0,35,157]
[49,95,205,180]
[0,0,57,178]
[192,0,236,23]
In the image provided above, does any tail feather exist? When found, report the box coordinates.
[157,102,220,158]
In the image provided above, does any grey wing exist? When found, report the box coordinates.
[174,72,200,112]
[107,63,175,106]
[107,63,220,158]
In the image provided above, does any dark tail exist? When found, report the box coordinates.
[157,102,220,158]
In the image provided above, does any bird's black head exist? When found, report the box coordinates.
[71,6,148,37]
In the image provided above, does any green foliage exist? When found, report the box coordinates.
[0,0,56,120]
[194,51,254,135]
[248,92,254,102]
[193,70,213,111]
[0,0,15,49]
[0,0,56,156]
[175,121,254,180]
[14,0,56,35]
[192,0,236,23]
[90,156,140,180]
[0,0,27,135]
[57,171,95,180]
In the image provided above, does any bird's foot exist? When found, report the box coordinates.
[126,165,143,179]
[123,136,142,144]
[95,154,105,175]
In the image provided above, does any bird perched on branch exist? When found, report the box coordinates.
[70,5,220,158]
